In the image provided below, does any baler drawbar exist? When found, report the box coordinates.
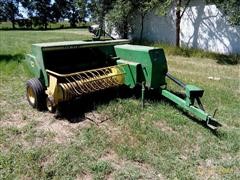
[25,40,220,129]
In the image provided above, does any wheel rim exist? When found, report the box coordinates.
[47,99,53,112]
[46,97,55,112]
[27,87,36,105]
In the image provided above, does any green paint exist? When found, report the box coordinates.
[117,59,141,88]
[114,44,168,88]
[26,40,129,86]
[26,39,218,127]
[161,89,208,122]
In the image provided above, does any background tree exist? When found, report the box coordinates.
[105,0,155,39]
[66,0,87,27]
[154,0,240,47]
[52,0,69,22]
[34,0,52,29]
[132,0,155,42]
[1,0,22,29]
[208,0,240,25]
[105,0,133,38]
[21,0,52,29]
[154,0,191,47]
[88,0,114,29]
[0,1,6,22]
[175,0,191,47]
[21,0,34,19]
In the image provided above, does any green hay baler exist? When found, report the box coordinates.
[25,39,220,129]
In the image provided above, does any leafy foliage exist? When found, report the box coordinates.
[105,0,132,38]
[208,0,240,25]
[67,0,87,27]
[20,0,87,29]
[51,0,70,22]
[105,0,156,39]
[0,0,22,28]
[88,0,115,27]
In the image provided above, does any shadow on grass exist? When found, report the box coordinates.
[53,86,222,134]
[54,86,134,123]
[0,54,25,62]
[144,89,222,135]
[214,54,240,65]
[167,47,240,65]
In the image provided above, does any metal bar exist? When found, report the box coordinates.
[196,97,205,111]
[166,72,186,89]
[46,64,126,78]
[161,89,208,121]
[141,82,145,109]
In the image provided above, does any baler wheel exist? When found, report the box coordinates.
[26,78,46,110]
[46,96,56,113]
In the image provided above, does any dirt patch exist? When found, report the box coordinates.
[0,110,28,128]
[0,119,28,129]
[154,121,176,133]
[196,159,221,179]
[76,173,93,180]
[100,150,164,179]
[36,116,91,144]
[1,109,112,145]
[34,111,110,144]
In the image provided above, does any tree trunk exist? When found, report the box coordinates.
[12,21,15,29]
[123,19,128,39]
[176,0,181,47]
[11,13,15,29]
[140,15,144,43]
[44,22,48,30]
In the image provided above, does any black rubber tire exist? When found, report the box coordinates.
[26,78,46,110]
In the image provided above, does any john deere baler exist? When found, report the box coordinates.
[25,39,219,129]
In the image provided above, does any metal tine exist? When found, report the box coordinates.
[87,70,103,91]
[61,83,74,100]
[87,69,109,90]
[97,69,111,89]
[64,77,79,95]
[70,76,84,95]
[97,69,109,88]
[102,68,115,86]
[84,71,98,92]
[77,72,94,93]
[67,76,85,95]
[74,74,89,94]
[58,66,124,101]
[79,72,95,93]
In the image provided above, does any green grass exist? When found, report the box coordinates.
[0,29,240,179]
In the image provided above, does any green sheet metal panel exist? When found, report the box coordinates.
[117,59,142,88]
[27,40,130,87]
[114,44,168,88]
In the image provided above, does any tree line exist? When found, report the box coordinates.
[0,0,239,46]
[0,0,88,29]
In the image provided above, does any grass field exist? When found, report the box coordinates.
[0,29,239,179]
